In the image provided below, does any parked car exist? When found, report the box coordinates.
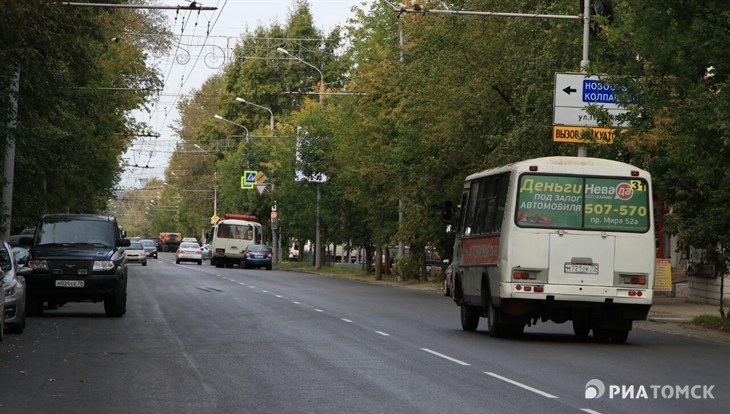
[176,242,202,265]
[21,214,130,317]
[201,244,210,260]
[241,244,273,270]
[1,241,30,334]
[140,239,158,259]
[124,242,147,266]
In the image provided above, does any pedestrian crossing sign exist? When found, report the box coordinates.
[241,170,257,189]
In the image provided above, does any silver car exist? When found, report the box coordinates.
[2,240,30,334]
[176,242,203,265]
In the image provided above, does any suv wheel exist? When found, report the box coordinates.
[104,288,127,317]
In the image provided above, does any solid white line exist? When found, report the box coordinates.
[580,409,603,414]
[484,372,558,399]
[341,318,353,323]
[375,331,390,337]
[314,309,324,313]
[420,348,471,366]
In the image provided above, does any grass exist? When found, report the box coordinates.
[692,315,730,333]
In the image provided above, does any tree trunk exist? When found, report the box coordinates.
[375,244,382,280]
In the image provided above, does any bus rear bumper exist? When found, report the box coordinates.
[497,283,652,324]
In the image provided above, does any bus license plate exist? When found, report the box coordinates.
[56,280,85,288]
[564,264,599,275]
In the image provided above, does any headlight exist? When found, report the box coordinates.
[29,260,49,270]
[93,261,115,271]
[4,283,16,296]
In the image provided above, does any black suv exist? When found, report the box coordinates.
[21,214,131,317]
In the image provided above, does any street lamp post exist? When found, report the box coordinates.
[235,97,274,134]
[213,114,249,142]
[276,47,324,103]
[194,144,218,218]
[276,48,326,269]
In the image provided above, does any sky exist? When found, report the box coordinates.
[119,0,376,191]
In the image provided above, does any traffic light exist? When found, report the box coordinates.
[580,0,614,35]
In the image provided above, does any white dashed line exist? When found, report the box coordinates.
[275,295,284,299]
[341,318,353,323]
[261,290,269,293]
[420,348,471,366]
[292,301,301,305]
[314,309,324,313]
[375,331,390,337]
[484,372,558,399]
[580,409,603,414]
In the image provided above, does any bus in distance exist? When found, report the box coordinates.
[444,156,654,343]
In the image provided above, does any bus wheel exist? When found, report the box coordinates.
[610,329,630,344]
[460,305,479,332]
[487,296,506,338]
[572,320,591,341]
[592,327,611,343]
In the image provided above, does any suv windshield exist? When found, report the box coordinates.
[37,219,114,247]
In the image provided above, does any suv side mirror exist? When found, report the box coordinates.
[19,236,34,246]
[118,239,131,248]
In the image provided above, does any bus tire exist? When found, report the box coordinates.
[460,305,479,332]
[572,320,591,341]
[592,327,611,343]
[610,329,630,344]
[487,295,506,338]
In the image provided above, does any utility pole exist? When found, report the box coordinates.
[2,68,19,242]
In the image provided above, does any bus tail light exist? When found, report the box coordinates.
[513,271,535,280]
[623,275,647,285]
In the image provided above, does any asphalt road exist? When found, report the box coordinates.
[1,254,727,414]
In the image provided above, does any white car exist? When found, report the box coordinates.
[124,242,147,266]
[176,242,203,265]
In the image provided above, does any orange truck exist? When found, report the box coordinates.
[159,232,182,252]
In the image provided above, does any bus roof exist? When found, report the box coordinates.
[465,156,650,182]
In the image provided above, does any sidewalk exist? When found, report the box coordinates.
[648,295,722,322]
[636,295,730,344]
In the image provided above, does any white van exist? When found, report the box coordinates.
[210,214,263,268]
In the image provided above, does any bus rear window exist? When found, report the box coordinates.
[516,174,650,233]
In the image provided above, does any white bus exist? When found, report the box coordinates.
[209,214,263,268]
[445,156,654,343]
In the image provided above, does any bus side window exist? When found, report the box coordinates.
[475,178,494,235]
[492,172,511,233]
[464,181,481,236]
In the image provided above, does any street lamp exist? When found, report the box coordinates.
[194,144,218,218]
[277,49,326,269]
[214,114,249,141]
[276,47,324,103]
[235,97,274,134]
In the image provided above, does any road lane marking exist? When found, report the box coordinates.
[292,301,301,305]
[484,372,558,399]
[420,348,471,366]
[375,331,390,337]
[314,309,324,313]
[275,295,284,299]
[580,409,603,414]
[341,318,353,323]
[261,290,269,293]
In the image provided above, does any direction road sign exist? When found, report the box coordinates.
[554,72,630,128]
